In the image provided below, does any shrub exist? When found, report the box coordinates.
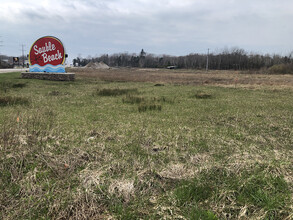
[268,64,293,74]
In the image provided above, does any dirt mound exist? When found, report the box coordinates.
[85,61,110,69]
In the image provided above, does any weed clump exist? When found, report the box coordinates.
[121,95,165,112]
[0,82,27,93]
[151,96,172,103]
[123,95,172,112]
[122,95,145,104]
[0,96,29,106]
[0,82,12,93]
[48,90,61,96]
[123,95,171,105]
[138,103,162,112]
[96,88,138,96]
[194,91,212,99]
[12,83,27,88]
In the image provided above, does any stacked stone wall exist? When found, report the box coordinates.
[21,72,75,81]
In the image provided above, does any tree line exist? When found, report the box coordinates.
[73,48,293,70]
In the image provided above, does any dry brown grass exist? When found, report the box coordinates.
[68,67,293,88]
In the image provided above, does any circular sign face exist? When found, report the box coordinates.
[29,36,65,66]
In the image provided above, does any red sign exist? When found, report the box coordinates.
[29,36,65,66]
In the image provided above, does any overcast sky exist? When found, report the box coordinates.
[1,0,293,63]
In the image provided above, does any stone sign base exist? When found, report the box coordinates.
[21,72,75,81]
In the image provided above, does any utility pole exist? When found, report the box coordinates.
[206,48,209,72]
[20,44,25,68]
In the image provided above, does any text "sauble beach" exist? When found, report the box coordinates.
[34,41,63,63]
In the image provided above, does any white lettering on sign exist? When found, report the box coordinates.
[42,50,63,63]
[34,41,56,55]
[33,41,62,63]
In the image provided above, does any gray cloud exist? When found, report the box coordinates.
[0,0,293,61]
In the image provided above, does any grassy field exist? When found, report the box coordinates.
[0,69,292,219]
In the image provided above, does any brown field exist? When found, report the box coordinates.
[68,67,293,88]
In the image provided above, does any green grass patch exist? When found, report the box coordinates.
[238,173,289,213]
[173,166,290,219]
